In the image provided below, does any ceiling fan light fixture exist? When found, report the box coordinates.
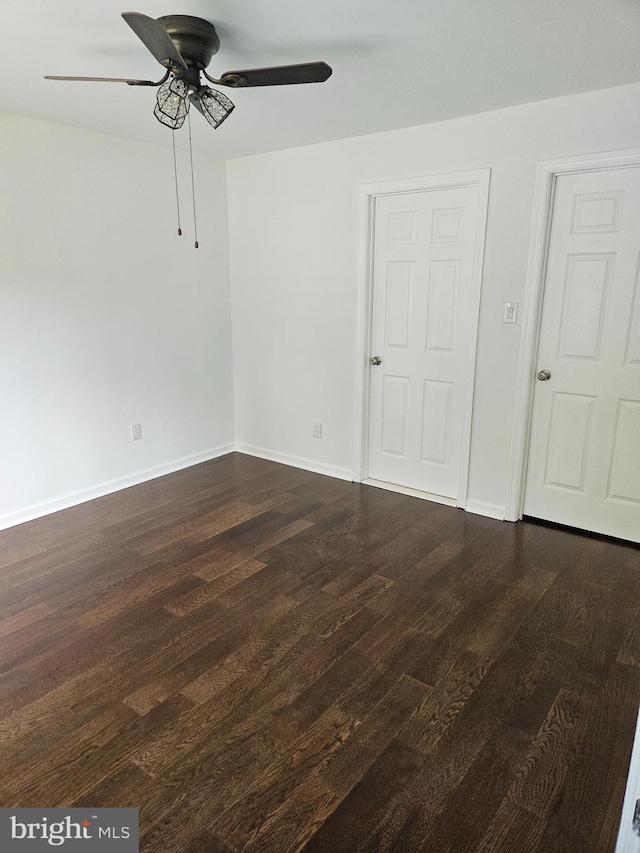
[154,77,190,129]
[198,86,235,128]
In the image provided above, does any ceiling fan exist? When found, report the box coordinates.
[45,12,333,130]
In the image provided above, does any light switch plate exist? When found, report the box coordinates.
[503,302,518,323]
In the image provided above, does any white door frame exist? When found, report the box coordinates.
[505,148,640,521]
[615,707,640,853]
[352,168,491,507]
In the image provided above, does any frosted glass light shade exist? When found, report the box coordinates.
[199,87,234,128]
[154,77,190,129]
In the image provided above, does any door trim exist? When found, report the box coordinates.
[505,148,640,521]
[352,169,491,508]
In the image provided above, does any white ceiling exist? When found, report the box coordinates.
[4,0,640,159]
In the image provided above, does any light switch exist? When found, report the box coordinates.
[503,302,518,323]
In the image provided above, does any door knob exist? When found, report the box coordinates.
[370,356,382,366]
[537,369,551,381]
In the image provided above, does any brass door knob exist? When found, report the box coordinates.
[370,356,382,366]
[537,369,551,381]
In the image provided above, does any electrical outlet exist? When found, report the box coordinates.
[313,422,323,439]
[131,423,142,441]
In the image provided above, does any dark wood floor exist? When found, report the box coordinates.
[1,453,639,852]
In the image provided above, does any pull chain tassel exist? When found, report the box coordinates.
[171,130,182,236]
[187,112,199,248]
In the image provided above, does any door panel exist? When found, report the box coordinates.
[626,260,640,365]
[544,392,594,491]
[420,379,452,465]
[524,166,640,542]
[608,400,640,505]
[426,261,458,352]
[367,185,481,499]
[381,375,410,457]
[558,254,612,360]
[384,262,413,348]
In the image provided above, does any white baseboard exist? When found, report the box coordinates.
[464,500,507,521]
[362,478,457,507]
[1,441,507,532]
[235,443,353,482]
[0,443,235,531]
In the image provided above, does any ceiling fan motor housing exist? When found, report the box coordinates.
[157,15,220,69]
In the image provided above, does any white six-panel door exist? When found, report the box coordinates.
[367,185,481,499]
[524,166,640,542]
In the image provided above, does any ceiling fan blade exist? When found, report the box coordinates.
[218,61,332,88]
[45,75,164,86]
[121,12,187,71]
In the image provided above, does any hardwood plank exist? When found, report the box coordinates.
[241,774,340,853]
[125,595,296,716]
[465,568,557,659]
[2,694,195,807]
[318,674,430,798]
[0,541,47,571]
[133,605,380,778]
[162,546,239,581]
[181,830,232,853]
[213,706,358,848]
[574,568,640,693]
[415,724,533,853]
[71,562,201,627]
[354,533,503,660]
[618,606,640,666]
[397,650,490,754]
[531,662,640,853]
[507,688,589,818]
[263,648,373,752]
[0,611,85,674]
[71,762,152,809]
[405,631,469,689]
[0,603,55,638]
[0,701,139,804]
[19,581,192,687]
[474,798,547,853]
[550,578,606,648]
[137,735,279,852]
[0,667,42,719]
[165,559,267,616]
[595,775,629,853]
[404,641,566,815]
[357,802,438,853]
[301,739,426,853]
[180,592,331,706]
[414,533,521,639]
[134,502,276,556]
[0,597,234,763]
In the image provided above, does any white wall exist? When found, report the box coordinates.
[226,81,640,514]
[4,82,640,529]
[0,114,234,527]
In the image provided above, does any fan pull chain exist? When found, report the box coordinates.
[187,111,199,249]
[171,130,182,236]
